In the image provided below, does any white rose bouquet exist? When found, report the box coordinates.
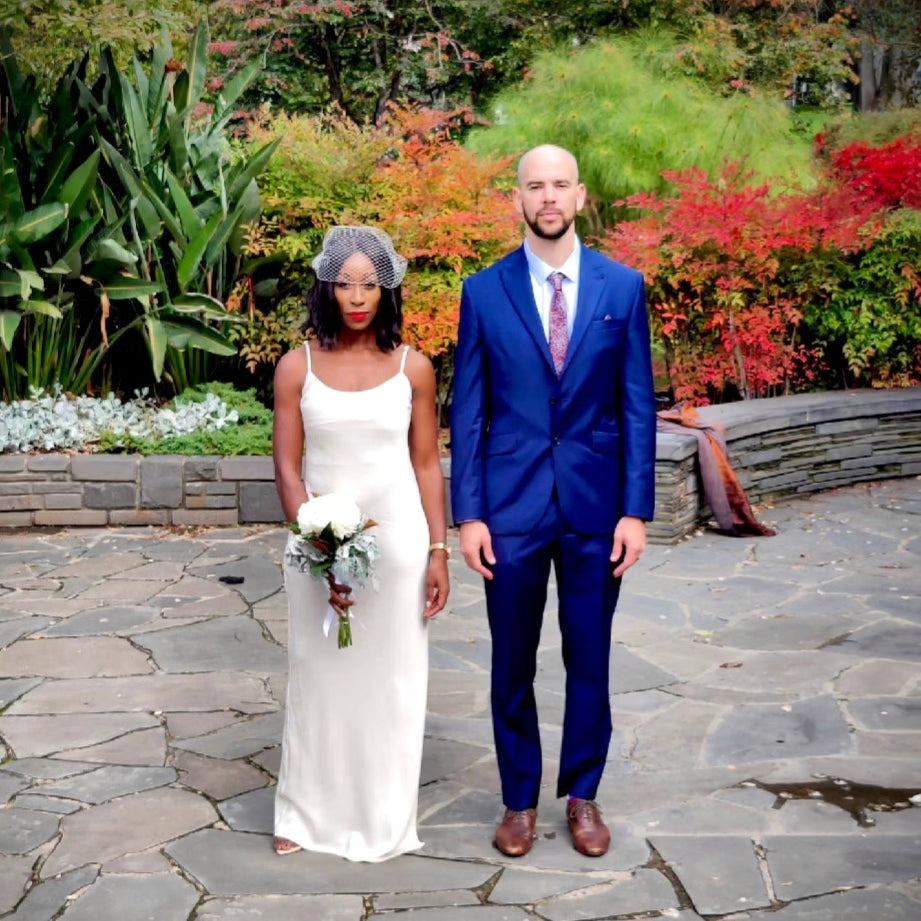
[285,492,379,648]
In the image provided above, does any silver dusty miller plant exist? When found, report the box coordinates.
[0,386,239,453]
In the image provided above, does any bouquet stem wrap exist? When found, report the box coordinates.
[285,493,379,649]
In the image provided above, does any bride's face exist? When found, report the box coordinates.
[333,252,382,333]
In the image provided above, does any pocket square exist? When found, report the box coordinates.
[602,314,613,321]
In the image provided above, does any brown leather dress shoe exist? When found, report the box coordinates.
[567,799,610,856]
[494,807,537,856]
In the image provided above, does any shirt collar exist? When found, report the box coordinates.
[523,237,581,286]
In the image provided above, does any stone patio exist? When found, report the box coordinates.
[1,478,920,920]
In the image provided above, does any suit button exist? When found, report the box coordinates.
[549,398,557,406]
[553,437,561,446]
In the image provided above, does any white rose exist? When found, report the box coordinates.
[296,493,362,539]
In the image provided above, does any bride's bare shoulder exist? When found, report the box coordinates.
[402,347,434,381]
[275,343,308,386]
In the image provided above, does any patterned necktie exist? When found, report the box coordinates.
[548,271,569,375]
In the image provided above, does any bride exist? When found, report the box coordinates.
[272,226,450,861]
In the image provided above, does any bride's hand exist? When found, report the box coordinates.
[424,554,449,619]
[326,576,353,618]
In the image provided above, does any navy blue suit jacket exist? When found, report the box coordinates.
[450,244,656,535]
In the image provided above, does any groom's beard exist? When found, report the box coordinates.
[523,209,574,241]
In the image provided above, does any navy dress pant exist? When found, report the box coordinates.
[484,496,621,811]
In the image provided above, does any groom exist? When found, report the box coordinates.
[451,144,656,858]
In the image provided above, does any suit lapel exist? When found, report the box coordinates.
[499,247,555,374]
[562,245,605,374]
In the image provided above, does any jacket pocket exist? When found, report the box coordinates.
[486,432,517,456]
[592,431,621,455]
[591,317,627,333]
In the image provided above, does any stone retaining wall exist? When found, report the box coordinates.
[2,389,919,541]
[0,455,283,529]
[648,388,921,543]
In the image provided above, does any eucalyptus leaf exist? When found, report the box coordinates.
[45,259,73,275]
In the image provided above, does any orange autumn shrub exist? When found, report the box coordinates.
[235,105,519,405]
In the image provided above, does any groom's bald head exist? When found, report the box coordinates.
[517,145,580,187]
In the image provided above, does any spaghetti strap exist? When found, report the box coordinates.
[399,345,410,373]
[303,341,312,375]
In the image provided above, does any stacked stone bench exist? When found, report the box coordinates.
[1,389,918,541]
[650,388,921,543]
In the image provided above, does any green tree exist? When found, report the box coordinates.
[0,0,206,85]
[208,0,493,123]
[466,32,817,230]
[851,0,921,108]
[205,0,706,122]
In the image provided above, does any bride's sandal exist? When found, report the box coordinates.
[273,836,302,856]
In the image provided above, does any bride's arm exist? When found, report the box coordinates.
[406,349,450,618]
[273,348,309,522]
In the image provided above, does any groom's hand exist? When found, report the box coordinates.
[611,516,646,578]
[460,520,496,581]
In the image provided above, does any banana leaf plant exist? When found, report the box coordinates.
[90,21,279,384]
[0,21,278,397]
[0,41,137,398]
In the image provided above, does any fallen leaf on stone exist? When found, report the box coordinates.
[719,661,743,668]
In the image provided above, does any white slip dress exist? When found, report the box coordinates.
[274,343,430,862]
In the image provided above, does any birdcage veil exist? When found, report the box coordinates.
[311,226,407,289]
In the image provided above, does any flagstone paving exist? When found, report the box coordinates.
[1,478,920,920]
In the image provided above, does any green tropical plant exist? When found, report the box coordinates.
[0,21,279,398]
[89,22,280,387]
[0,40,133,398]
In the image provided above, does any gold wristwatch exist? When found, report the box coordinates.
[429,542,451,558]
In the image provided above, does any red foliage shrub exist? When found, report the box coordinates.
[603,161,884,403]
[827,135,921,211]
